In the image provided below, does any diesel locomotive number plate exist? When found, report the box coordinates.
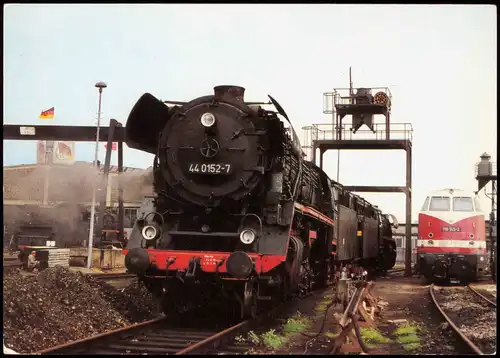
[441,226,461,232]
[188,163,232,175]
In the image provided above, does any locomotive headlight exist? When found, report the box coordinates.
[200,113,216,127]
[142,225,158,240]
[240,229,256,245]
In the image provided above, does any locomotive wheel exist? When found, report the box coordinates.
[299,259,313,296]
[241,279,258,320]
[287,237,304,292]
[161,299,182,323]
[281,272,292,302]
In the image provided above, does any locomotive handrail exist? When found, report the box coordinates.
[301,122,413,145]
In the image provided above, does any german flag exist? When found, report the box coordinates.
[39,107,55,120]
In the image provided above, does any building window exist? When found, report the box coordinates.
[124,208,138,227]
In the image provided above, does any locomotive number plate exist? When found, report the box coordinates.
[441,226,461,232]
[188,163,232,175]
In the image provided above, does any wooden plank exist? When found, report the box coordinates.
[340,343,363,353]
[358,301,375,326]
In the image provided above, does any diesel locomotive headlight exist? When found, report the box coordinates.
[240,229,256,245]
[141,225,158,240]
[200,113,216,127]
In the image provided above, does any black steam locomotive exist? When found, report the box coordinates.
[123,85,398,318]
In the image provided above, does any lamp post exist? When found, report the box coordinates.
[87,81,107,269]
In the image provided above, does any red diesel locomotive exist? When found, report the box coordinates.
[417,188,487,283]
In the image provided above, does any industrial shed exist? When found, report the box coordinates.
[3,162,154,247]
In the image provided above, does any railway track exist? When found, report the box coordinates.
[91,273,136,280]
[429,284,497,355]
[33,300,286,355]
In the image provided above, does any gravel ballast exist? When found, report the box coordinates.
[433,286,497,355]
[3,267,162,353]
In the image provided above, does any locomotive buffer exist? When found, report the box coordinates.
[302,74,414,276]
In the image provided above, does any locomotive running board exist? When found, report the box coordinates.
[294,202,335,227]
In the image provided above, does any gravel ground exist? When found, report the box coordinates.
[470,283,497,301]
[369,273,464,355]
[433,286,497,354]
[3,267,162,353]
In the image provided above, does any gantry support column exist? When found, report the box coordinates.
[405,145,412,277]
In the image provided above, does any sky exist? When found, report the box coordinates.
[3,4,497,223]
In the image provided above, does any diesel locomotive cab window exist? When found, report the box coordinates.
[421,197,430,211]
[429,196,450,212]
[452,197,474,212]
[474,197,482,212]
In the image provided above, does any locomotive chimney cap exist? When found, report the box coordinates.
[214,85,245,102]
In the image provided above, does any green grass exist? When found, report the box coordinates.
[260,329,288,350]
[324,331,339,339]
[393,323,419,336]
[315,295,334,313]
[396,334,420,344]
[403,342,422,352]
[283,311,312,333]
[392,322,422,353]
[240,311,313,352]
[360,327,392,348]
[240,300,335,353]
[315,302,328,312]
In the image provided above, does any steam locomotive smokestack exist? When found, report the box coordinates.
[214,85,245,102]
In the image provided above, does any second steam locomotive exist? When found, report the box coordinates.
[123,85,398,318]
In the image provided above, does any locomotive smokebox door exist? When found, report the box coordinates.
[159,85,264,207]
[126,93,171,154]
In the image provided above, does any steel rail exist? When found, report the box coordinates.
[31,285,316,355]
[33,316,167,354]
[467,284,497,307]
[91,273,137,280]
[175,301,284,355]
[429,284,484,355]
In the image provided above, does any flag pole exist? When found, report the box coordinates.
[87,81,107,269]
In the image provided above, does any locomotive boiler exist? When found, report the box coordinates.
[123,85,397,318]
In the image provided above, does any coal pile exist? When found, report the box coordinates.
[3,267,162,353]
[89,277,162,323]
